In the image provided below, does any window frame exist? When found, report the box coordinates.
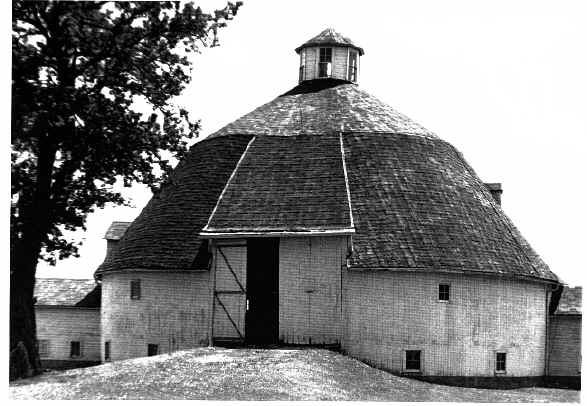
[38,339,50,358]
[438,283,450,302]
[404,349,422,373]
[70,340,82,358]
[130,279,141,300]
[495,352,507,374]
[104,340,111,361]
[318,47,333,78]
[347,50,358,82]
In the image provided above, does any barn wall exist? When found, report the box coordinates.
[279,236,347,345]
[342,270,549,377]
[101,271,210,361]
[548,315,582,377]
[36,307,101,365]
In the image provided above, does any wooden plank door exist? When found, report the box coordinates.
[212,243,247,343]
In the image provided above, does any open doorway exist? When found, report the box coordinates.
[246,238,279,345]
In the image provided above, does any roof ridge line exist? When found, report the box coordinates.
[339,132,355,230]
[202,135,257,231]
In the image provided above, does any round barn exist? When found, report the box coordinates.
[95,29,561,386]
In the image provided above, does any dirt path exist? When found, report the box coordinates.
[9,348,581,401]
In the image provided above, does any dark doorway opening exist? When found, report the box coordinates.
[246,238,279,345]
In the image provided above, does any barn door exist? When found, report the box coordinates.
[246,238,279,345]
[212,242,247,344]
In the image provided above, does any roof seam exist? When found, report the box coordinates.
[339,132,355,229]
[202,135,257,231]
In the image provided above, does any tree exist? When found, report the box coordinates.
[11,1,242,380]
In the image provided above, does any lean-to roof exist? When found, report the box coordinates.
[556,286,582,315]
[34,278,100,307]
[104,221,131,240]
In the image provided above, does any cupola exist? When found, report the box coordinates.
[295,28,364,84]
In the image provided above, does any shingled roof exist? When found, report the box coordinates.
[209,80,434,139]
[295,28,364,55]
[34,278,100,307]
[556,286,582,315]
[104,221,131,240]
[97,135,253,273]
[203,134,352,235]
[96,78,558,284]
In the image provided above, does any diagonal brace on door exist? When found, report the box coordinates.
[215,292,244,339]
[217,246,246,293]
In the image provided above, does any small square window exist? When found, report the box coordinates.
[130,279,141,300]
[38,339,49,358]
[405,350,421,371]
[439,284,450,301]
[70,341,81,358]
[104,341,111,361]
[496,352,506,373]
[148,344,159,356]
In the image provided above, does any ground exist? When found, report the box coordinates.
[9,348,581,401]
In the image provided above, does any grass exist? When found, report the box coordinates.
[9,347,581,401]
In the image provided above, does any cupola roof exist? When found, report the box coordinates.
[295,28,364,55]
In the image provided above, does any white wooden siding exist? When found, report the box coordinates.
[101,271,210,361]
[342,270,549,377]
[36,307,100,362]
[279,236,347,344]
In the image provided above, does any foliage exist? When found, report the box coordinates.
[11,0,242,264]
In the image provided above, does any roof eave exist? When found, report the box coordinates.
[200,228,356,238]
[347,265,560,285]
[295,43,364,55]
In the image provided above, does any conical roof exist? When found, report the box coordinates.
[295,28,364,55]
[209,79,434,138]
[97,80,557,283]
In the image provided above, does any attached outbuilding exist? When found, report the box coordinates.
[34,278,101,369]
[547,286,582,388]
[96,29,562,387]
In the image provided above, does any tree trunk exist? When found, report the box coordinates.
[10,268,41,381]
[10,136,56,380]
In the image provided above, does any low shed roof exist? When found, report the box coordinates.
[556,286,582,315]
[104,221,131,240]
[34,278,100,307]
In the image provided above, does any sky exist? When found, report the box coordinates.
[34,0,586,286]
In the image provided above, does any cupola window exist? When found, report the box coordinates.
[299,49,306,82]
[319,47,332,78]
[348,50,358,82]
